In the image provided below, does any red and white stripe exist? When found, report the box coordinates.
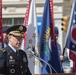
[49,0,55,45]
[0,0,4,48]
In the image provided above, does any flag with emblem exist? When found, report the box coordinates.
[0,0,4,48]
[39,0,52,74]
[25,0,40,75]
[65,0,76,72]
[39,0,63,74]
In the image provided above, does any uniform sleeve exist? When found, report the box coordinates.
[0,50,6,74]
[26,67,32,75]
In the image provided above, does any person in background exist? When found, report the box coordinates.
[56,27,73,73]
[0,25,32,75]
[54,26,64,61]
[2,26,10,47]
[55,26,64,73]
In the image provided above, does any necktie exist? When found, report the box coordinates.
[16,50,19,57]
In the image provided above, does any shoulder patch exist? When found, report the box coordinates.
[0,48,6,52]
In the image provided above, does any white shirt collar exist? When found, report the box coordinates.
[8,44,17,52]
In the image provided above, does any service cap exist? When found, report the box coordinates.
[2,26,10,33]
[7,25,27,38]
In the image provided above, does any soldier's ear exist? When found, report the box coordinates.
[8,34,11,39]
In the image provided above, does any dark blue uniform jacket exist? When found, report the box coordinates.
[0,45,32,75]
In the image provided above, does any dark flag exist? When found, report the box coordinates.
[51,42,63,73]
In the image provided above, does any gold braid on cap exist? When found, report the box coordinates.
[9,31,24,37]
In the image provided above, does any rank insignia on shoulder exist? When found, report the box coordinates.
[0,48,6,52]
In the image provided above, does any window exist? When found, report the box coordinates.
[2,18,12,26]
[14,18,24,25]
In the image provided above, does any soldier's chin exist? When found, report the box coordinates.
[16,45,21,48]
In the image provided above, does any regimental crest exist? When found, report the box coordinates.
[23,55,26,62]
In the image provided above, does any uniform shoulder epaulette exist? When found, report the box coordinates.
[0,48,6,52]
[19,50,25,54]
[19,50,24,53]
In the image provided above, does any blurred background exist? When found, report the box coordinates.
[2,0,74,73]
[2,0,73,51]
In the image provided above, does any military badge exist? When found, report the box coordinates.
[10,69,15,73]
[23,55,26,62]
[10,56,13,60]
[19,26,23,31]
[9,56,15,62]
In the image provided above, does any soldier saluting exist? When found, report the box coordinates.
[0,25,32,75]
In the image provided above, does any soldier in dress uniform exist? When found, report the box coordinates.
[2,26,10,47]
[0,25,32,75]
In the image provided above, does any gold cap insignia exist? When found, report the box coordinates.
[19,26,23,31]
[10,56,13,60]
